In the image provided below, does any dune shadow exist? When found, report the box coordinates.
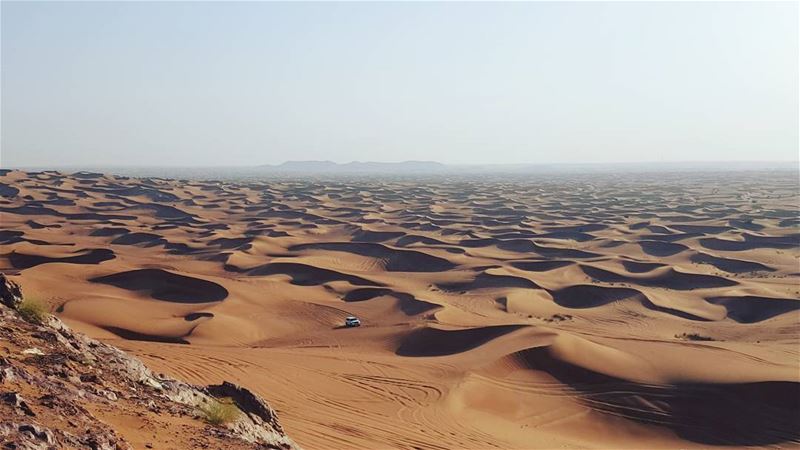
[550,284,642,309]
[700,234,799,251]
[639,240,688,257]
[620,260,666,273]
[580,265,738,290]
[90,269,228,303]
[690,253,775,273]
[508,346,800,446]
[510,260,573,272]
[437,272,540,292]
[343,288,440,315]
[101,326,191,344]
[290,242,456,272]
[232,262,383,287]
[705,296,800,323]
[10,248,115,269]
[396,325,527,357]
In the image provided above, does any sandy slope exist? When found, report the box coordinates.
[1,168,799,448]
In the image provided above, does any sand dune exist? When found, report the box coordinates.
[487,345,800,446]
[101,325,195,344]
[232,261,382,286]
[110,232,167,246]
[551,283,640,306]
[290,242,457,272]
[639,240,689,256]
[342,288,440,315]
[437,271,541,292]
[580,265,738,290]
[510,260,574,272]
[620,259,665,273]
[705,295,800,323]
[90,269,229,303]
[690,252,775,273]
[700,233,800,251]
[9,247,115,268]
[396,325,528,357]
[1,169,798,449]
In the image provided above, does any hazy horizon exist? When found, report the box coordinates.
[8,158,799,169]
[2,1,798,167]
[8,160,797,183]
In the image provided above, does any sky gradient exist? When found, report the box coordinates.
[2,1,798,167]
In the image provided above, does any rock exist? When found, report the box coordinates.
[80,373,99,384]
[18,423,56,445]
[206,382,283,433]
[22,348,45,356]
[0,274,23,309]
[141,376,163,391]
[1,392,36,416]
[1,358,15,384]
[38,394,57,408]
[80,433,118,450]
[205,382,297,448]
[1,366,15,383]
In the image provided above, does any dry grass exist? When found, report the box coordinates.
[18,298,48,325]
[199,397,241,426]
[675,332,715,342]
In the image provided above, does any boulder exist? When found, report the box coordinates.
[0,274,23,309]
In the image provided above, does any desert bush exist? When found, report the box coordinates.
[675,332,714,341]
[18,298,48,324]
[199,397,241,426]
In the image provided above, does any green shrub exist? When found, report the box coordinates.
[18,298,48,325]
[199,397,241,426]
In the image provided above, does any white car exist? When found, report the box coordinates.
[344,316,361,327]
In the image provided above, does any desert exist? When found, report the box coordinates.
[1,168,798,449]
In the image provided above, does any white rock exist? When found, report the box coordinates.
[21,348,44,356]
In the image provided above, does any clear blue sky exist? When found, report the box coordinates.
[1,1,797,167]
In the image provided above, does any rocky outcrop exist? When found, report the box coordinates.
[0,274,23,309]
[207,382,287,442]
[0,274,299,450]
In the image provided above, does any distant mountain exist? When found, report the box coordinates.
[261,160,447,173]
[271,160,340,171]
